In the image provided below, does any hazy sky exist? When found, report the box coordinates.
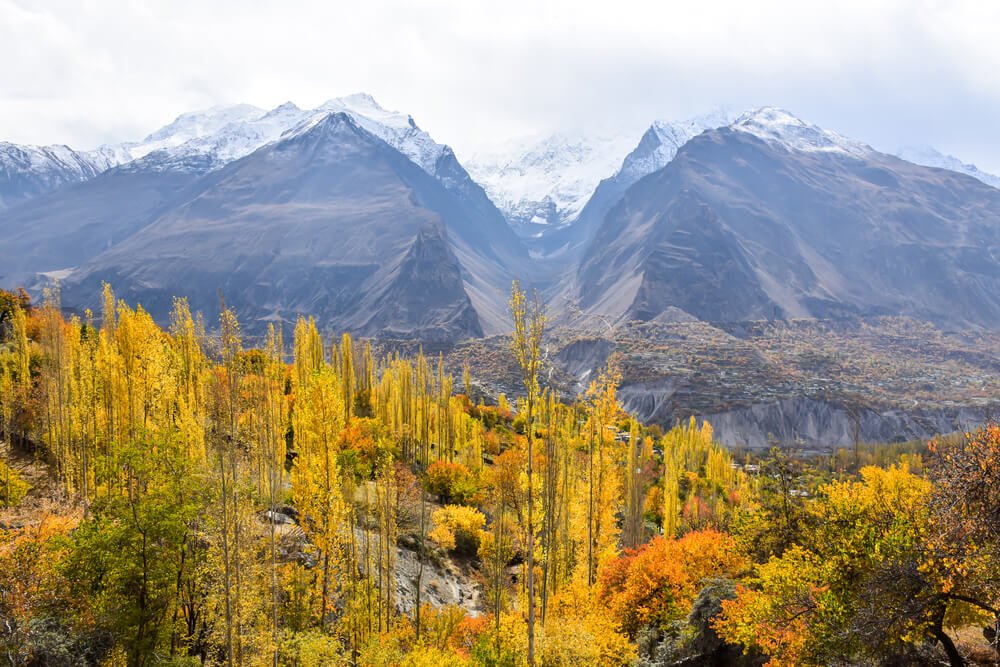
[2,0,999,171]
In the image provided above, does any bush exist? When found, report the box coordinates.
[471,613,526,667]
[425,461,478,504]
[429,505,486,555]
[0,459,29,505]
[279,629,348,667]
[337,418,395,479]
[538,611,636,666]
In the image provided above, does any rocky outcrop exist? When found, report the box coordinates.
[552,337,615,395]
[699,397,994,450]
[393,545,485,616]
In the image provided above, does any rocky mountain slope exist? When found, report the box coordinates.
[0,158,205,289]
[2,95,530,339]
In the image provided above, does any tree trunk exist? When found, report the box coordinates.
[526,395,535,667]
[933,606,964,667]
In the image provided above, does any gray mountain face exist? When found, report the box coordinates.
[0,161,204,288]
[61,113,526,341]
[356,224,484,340]
[575,127,1000,328]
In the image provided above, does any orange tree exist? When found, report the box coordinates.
[598,529,745,637]
[0,515,97,664]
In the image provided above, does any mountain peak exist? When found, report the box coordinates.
[318,93,400,126]
[76,94,450,184]
[464,129,638,228]
[616,110,737,185]
[310,95,447,175]
[335,92,383,110]
[262,101,301,118]
[143,103,264,143]
[731,106,872,158]
[286,110,368,143]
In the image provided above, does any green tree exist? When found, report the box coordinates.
[69,433,212,665]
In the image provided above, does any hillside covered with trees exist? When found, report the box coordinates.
[0,285,998,666]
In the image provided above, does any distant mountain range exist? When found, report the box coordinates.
[2,96,999,339]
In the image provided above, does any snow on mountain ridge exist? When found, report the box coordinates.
[0,141,110,173]
[894,145,1000,190]
[119,103,266,161]
[730,107,873,158]
[312,94,446,174]
[465,109,737,230]
[617,108,737,184]
[87,94,451,181]
[0,141,109,207]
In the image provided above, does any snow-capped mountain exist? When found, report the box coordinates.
[463,110,738,234]
[2,95,528,338]
[730,106,873,158]
[725,109,1000,190]
[55,109,528,339]
[894,145,1000,190]
[89,94,455,181]
[530,109,737,261]
[0,141,112,209]
[312,93,448,175]
[617,109,736,184]
[574,108,1000,330]
[463,131,639,230]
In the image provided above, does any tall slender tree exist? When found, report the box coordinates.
[509,280,546,667]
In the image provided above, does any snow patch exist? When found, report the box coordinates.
[463,130,641,227]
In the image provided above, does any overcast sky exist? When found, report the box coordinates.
[2,0,999,171]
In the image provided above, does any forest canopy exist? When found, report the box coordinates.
[0,285,997,666]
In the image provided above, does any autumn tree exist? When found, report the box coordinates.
[921,422,1000,663]
[661,418,748,540]
[509,279,546,667]
[717,462,956,666]
[599,529,745,637]
[291,318,346,633]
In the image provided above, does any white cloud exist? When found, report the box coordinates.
[1,0,998,172]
